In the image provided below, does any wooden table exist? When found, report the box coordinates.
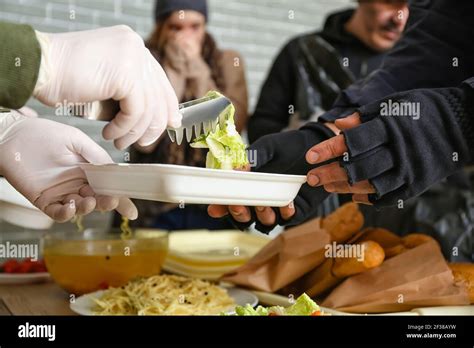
[2,281,473,316]
[0,281,75,315]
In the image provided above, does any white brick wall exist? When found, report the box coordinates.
[0,0,352,112]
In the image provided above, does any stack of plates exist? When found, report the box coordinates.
[160,230,270,280]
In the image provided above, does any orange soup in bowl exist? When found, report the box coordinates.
[43,229,168,295]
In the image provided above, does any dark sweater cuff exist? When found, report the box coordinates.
[317,107,357,122]
[299,120,338,139]
[455,82,474,160]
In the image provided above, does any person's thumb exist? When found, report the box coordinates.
[334,112,361,131]
[70,129,114,165]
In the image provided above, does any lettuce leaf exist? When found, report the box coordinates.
[233,293,320,316]
[284,293,320,315]
[234,304,269,316]
[190,91,248,170]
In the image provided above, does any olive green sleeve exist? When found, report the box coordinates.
[0,22,41,109]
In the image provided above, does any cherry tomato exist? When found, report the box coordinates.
[2,259,20,273]
[17,259,34,273]
[31,260,47,273]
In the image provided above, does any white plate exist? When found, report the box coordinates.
[80,163,306,207]
[250,291,440,316]
[70,287,258,316]
[0,273,51,285]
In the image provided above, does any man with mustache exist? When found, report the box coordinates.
[246,0,409,220]
[248,0,409,144]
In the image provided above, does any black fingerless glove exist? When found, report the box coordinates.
[340,81,474,207]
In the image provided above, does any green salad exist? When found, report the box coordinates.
[190,91,248,170]
[234,293,323,316]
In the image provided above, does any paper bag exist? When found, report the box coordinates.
[321,241,470,313]
[221,203,364,292]
[221,218,330,292]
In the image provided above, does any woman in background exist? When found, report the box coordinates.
[132,0,248,230]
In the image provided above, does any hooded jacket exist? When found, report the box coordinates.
[248,9,385,143]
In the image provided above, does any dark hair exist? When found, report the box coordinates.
[145,14,225,92]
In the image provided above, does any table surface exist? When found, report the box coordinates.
[1,281,473,316]
[0,281,75,315]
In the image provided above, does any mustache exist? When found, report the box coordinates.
[380,19,402,33]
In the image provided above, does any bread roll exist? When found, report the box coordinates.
[301,259,340,298]
[332,241,385,278]
[301,241,385,297]
[321,203,364,243]
[449,263,474,303]
[384,244,408,259]
[356,227,402,249]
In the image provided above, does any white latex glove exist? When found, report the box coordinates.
[12,106,38,118]
[0,113,138,222]
[33,25,182,150]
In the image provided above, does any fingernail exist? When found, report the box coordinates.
[256,207,265,212]
[229,208,241,216]
[325,184,335,192]
[169,112,183,128]
[307,151,319,163]
[307,174,320,186]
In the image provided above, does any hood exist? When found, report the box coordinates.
[320,8,360,45]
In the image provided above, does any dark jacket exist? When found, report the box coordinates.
[248,9,385,143]
[319,0,474,171]
[315,0,474,261]
[322,0,474,128]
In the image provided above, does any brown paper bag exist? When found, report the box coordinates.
[221,203,364,292]
[282,237,386,298]
[221,218,330,292]
[321,241,470,313]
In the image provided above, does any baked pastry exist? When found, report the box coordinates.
[449,263,474,303]
[321,203,364,243]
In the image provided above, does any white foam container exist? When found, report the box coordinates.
[0,178,54,230]
[80,163,306,207]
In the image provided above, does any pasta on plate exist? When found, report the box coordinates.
[93,274,235,315]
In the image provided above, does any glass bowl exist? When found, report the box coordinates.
[42,229,168,295]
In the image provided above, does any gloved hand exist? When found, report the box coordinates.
[208,123,335,233]
[0,113,138,222]
[33,25,182,150]
[11,106,38,118]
